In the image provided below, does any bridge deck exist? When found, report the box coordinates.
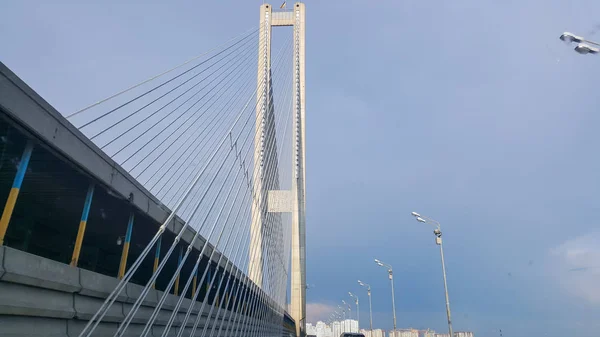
[0,62,295,335]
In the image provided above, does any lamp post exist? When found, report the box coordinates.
[337,305,346,320]
[338,305,346,332]
[331,312,340,336]
[411,212,453,337]
[349,292,360,332]
[342,300,352,332]
[375,259,397,336]
[358,280,373,333]
[330,312,340,332]
[559,32,600,54]
[342,299,351,319]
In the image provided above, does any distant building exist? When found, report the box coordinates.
[319,323,472,337]
[361,328,386,337]
[420,330,436,337]
[345,319,359,333]
[433,332,474,337]
[390,329,419,337]
[373,329,386,337]
[316,321,333,337]
[332,321,342,337]
[331,319,359,334]
[454,332,474,337]
[307,320,359,337]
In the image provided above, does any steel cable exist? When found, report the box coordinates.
[66,27,257,119]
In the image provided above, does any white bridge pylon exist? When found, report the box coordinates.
[249,3,307,336]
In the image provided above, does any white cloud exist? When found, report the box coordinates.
[306,302,337,324]
[549,231,600,304]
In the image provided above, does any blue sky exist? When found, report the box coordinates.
[3,1,600,336]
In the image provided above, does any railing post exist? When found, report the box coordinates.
[215,269,220,308]
[118,212,135,279]
[0,140,33,246]
[70,183,94,267]
[174,246,183,296]
[207,266,211,294]
[152,236,162,289]
[192,267,198,299]
[232,281,236,311]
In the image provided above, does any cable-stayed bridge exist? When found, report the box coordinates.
[0,3,306,337]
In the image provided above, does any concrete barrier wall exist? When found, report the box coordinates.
[0,247,270,337]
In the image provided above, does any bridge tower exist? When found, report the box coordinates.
[249,2,306,336]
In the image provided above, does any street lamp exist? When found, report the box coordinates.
[411,212,453,337]
[337,305,346,320]
[337,305,347,332]
[332,311,341,324]
[374,259,397,335]
[575,43,600,55]
[342,300,352,332]
[342,299,352,320]
[349,292,360,332]
[358,280,373,333]
[330,312,340,325]
[332,312,342,336]
[560,32,584,43]
[560,31,600,55]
